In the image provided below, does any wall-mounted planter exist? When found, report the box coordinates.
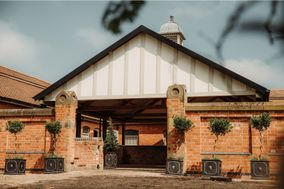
[251,160,269,179]
[104,152,117,169]
[202,159,221,176]
[44,157,64,174]
[166,159,183,175]
[5,159,26,175]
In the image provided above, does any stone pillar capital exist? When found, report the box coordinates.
[167,84,187,103]
[55,90,78,106]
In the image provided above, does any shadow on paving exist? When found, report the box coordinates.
[0,175,277,189]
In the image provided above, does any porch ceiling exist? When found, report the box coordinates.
[77,98,167,123]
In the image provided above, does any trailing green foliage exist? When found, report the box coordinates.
[209,118,232,137]
[250,112,271,132]
[6,121,25,134]
[104,117,119,153]
[173,115,193,132]
[45,121,62,135]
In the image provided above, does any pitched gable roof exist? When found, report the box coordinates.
[34,25,269,101]
[0,66,50,107]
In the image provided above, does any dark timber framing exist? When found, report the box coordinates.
[34,25,269,101]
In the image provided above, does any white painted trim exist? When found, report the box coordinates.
[108,51,113,95]
[190,58,196,92]
[92,64,97,96]
[208,67,213,92]
[77,73,82,97]
[156,41,162,94]
[188,91,255,97]
[139,34,145,95]
[173,48,178,84]
[124,43,129,95]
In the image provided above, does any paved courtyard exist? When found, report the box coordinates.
[0,168,278,189]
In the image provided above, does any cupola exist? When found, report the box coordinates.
[159,16,185,45]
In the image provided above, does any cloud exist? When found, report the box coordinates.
[225,59,284,89]
[74,28,117,51]
[0,21,38,64]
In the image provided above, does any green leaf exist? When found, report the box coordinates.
[173,115,194,132]
[104,117,119,152]
[209,118,232,137]
[6,121,25,134]
[250,112,271,132]
[45,121,62,134]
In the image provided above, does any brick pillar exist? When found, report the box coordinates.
[166,84,187,174]
[55,90,78,171]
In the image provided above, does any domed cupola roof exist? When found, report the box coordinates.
[159,16,185,40]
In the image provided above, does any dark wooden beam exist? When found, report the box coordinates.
[122,99,164,120]
[122,123,125,145]
[102,119,107,140]
[78,105,165,112]
[99,118,102,137]
[76,113,81,137]
[122,118,166,123]
[112,113,166,117]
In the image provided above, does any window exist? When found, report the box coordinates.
[125,130,139,146]
[82,126,90,138]
[93,129,99,137]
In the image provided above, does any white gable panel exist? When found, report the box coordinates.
[160,43,174,94]
[67,75,79,94]
[127,37,140,95]
[212,69,227,92]
[195,61,209,92]
[232,79,247,91]
[81,68,93,97]
[112,46,125,95]
[144,34,157,94]
[43,33,259,101]
[177,51,190,92]
[95,57,109,96]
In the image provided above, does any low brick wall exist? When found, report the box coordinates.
[183,102,284,175]
[0,108,104,173]
[0,109,54,172]
[74,138,103,170]
[118,145,166,165]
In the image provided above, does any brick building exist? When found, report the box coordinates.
[0,66,50,109]
[0,17,283,176]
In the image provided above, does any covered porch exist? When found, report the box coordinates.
[75,98,167,168]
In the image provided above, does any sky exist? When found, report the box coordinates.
[0,1,283,89]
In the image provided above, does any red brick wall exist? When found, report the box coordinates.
[0,115,54,171]
[81,120,100,137]
[118,124,166,146]
[74,138,103,170]
[184,111,284,175]
[0,107,104,172]
[82,121,166,146]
